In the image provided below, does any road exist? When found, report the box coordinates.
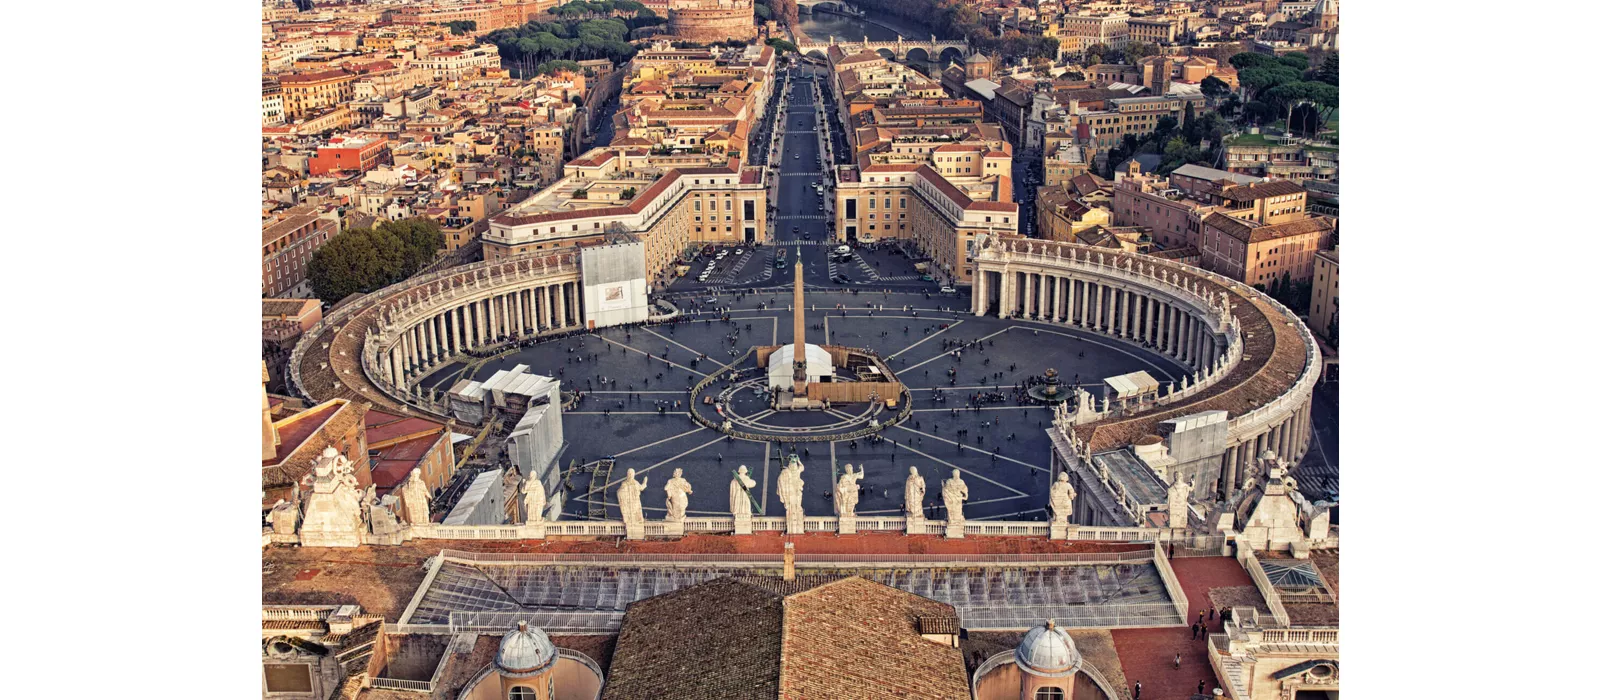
[662,63,941,296]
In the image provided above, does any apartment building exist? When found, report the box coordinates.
[262,205,341,298]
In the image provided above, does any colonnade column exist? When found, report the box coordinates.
[450,308,463,352]
[400,329,413,373]
[1161,306,1174,356]
[1300,406,1314,458]
[1285,413,1299,463]
[1050,276,1062,322]
[1065,278,1076,325]
[1181,314,1193,364]
[426,316,439,364]
[555,283,566,328]
[1023,273,1035,318]
[1135,295,1146,341]
[1090,284,1101,330]
[490,295,503,341]
[512,292,523,336]
[1106,288,1117,334]
[1174,314,1185,362]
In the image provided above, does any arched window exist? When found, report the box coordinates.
[1035,688,1065,700]
[509,687,538,700]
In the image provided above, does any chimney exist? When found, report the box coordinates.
[783,542,795,582]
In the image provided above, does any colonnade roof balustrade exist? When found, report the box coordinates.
[290,250,580,416]
[975,236,1316,452]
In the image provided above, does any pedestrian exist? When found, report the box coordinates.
[1198,680,1206,695]
[1173,652,1181,669]
[1208,607,1215,622]
[1133,681,1141,699]
[1191,622,1200,640]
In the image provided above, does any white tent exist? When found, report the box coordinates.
[767,343,835,390]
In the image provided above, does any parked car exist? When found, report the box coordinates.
[940,286,957,294]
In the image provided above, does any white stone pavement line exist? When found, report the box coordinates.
[612,426,708,458]
[600,434,727,490]
[896,327,1012,373]
[884,436,1030,495]
[890,425,1051,475]
[985,321,1177,383]
[830,440,838,486]
[585,390,686,394]
[641,326,733,372]
[1310,425,1334,473]
[886,319,964,360]
[597,336,709,378]
[762,441,771,512]
[569,411,690,415]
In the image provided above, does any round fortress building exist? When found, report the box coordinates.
[667,0,758,43]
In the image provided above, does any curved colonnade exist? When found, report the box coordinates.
[289,252,586,418]
[971,238,1320,498]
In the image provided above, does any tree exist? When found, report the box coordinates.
[1200,76,1232,101]
[306,219,443,302]
[1228,52,1277,71]
[1279,52,1310,71]
[1123,40,1156,63]
[1241,100,1276,124]
[1238,64,1302,99]
[1181,101,1197,143]
[766,38,799,54]
[1315,52,1339,86]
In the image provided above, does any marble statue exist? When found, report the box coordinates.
[368,494,403,536]
[1167,477,1193,529]
[617,468,648,526]
[777,455,806,518]
[398,468,431,525]
[523,479,547,524]
[835,464,862,517]
[904,466,926,519]
[1049,472,1076,523]
[942,469,969,524]
[730,465,757,516]
[664,468,693,522]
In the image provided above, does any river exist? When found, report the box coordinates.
[795,11,954,71]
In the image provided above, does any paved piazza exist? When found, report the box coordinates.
[401,68,1194,523]
[418,287,1188,521]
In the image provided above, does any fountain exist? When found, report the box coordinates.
[1026,368,1070,404]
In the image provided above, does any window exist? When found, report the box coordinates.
[510,688,538,700]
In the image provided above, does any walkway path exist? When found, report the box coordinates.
[1110,556,1252,699]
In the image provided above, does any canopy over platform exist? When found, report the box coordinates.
[1105,370,1160,399]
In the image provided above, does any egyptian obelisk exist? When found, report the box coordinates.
[791,262,808,393]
